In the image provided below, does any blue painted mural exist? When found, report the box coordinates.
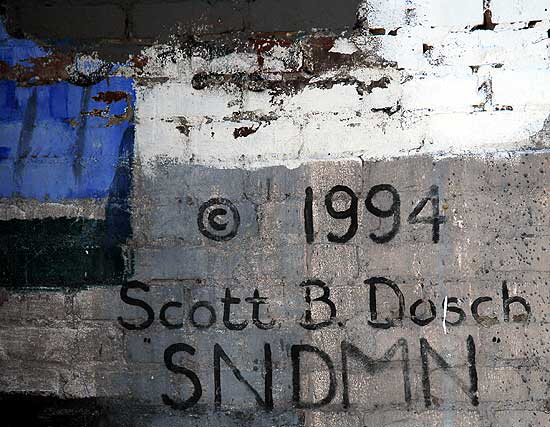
[0,21,135,201]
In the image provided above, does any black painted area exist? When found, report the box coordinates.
[3,0,362,48]
[247,0,361,32]
[0,217,125,287]
[0,394,107,427]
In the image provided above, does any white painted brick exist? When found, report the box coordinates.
[417,0,484,27]
[257,45,303,73]
[425,110,549,151]
[492,68,550,107]
[400,72,481,111]
[138,45,182,79]
[491,0,550,23]
[298,113,421,160]
[367,0,483,29]
[241,70,400,115]
[134,18,550,172]
[137,115,303,172]
[427,28,550,68]
[138,72,399,123]
[375,26,549,71]
[281,81,399,114]
[137,82,237,119]
[366,0,410,29]
[138,102,550,171]
[351,69,403,108]
[371,26,431,69]
[283,85,366,114]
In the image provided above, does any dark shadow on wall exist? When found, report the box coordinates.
[105,125,134,248]
[0,394,111,427]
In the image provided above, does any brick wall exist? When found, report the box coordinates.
[1,1,550,426]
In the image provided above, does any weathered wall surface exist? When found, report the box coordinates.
[0,1,549,426]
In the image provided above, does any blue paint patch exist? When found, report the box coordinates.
[0,21,135,201]
[0,146,10,160]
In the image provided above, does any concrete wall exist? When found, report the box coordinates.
[0,1,549,426]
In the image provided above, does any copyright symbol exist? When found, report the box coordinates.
[197,198,240,241]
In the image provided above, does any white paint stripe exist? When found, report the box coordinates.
[136,106,549,172]
[0,198,107,221]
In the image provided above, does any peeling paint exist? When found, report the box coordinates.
[233,125,259,139]
[1,1,550,426]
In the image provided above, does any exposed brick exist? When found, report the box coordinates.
[0,291,67,323]
[0,363,60,395]
[494,411,550,427]
[0,327,78,363]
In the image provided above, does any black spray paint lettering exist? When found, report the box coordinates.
[410,298,437,326]
[502,280,531,323]
[190,301,217,329]
[304,185,446,244]
[366,276,405,329]
[117,280,154,330]
[420,335,479,407]
[159,301,183,330]
[159,300,217,330]
[341,338,411,409]
[304,187,314,243]
[158,336,479,410]
[299,279,336,330]
[245,289,277,330]
[221,288,248,330]
[325,185,358,243]
[442,297,466,326]
[162,342,273,411]
[118,280,532,331]
[162,343,202,410]
[471,296,498,327]
[197,198,240,241]
[119,285,270,331]
[291,344,337,409]
[365,277,532,328]
[364,184,401,243]
[407,185,446,243]
[214,343,273,411]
